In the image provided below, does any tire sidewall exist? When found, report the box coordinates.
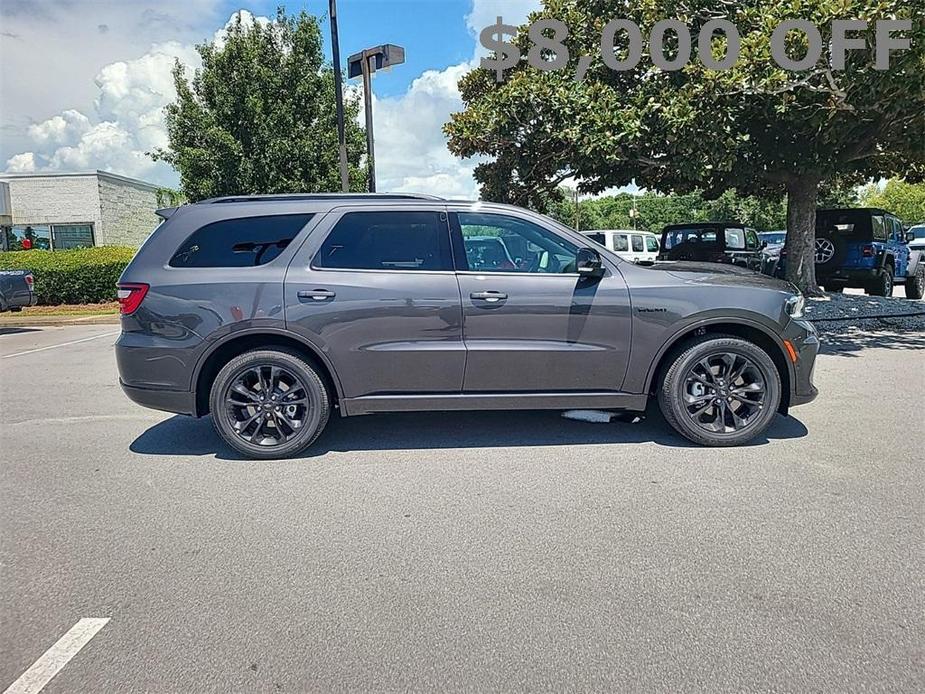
[659,337,782,446]
[209,350,329,459]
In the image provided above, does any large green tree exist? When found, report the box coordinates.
[446,0,924,293]
[860,178,925,223]
[153,9,367,200]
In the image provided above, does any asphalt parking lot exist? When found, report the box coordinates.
[1,324,923,692]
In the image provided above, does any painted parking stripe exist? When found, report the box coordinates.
[3,618,109,694]
[1,331,119,359]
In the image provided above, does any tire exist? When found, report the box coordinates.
[209,348,330,459]
[658,335,781,447]
[905,265,925,300]
[867,267,893,297]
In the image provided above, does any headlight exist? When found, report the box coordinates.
[785,294,805,319]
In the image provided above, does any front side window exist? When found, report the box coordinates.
[171,214,313,267]
[744,228,759,250]
[631,235,644,252]
[314,211,451,271]
[645,235,659,252]
[457,212,578,274]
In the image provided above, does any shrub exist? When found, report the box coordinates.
[0,246,137,305]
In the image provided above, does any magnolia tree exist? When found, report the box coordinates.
[446,0,924,293]
[153,10,367,201]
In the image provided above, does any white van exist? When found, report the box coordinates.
[581,229,660,263]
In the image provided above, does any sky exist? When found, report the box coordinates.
[0,0,541,198]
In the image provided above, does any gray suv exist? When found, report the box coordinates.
[116,194,818,458]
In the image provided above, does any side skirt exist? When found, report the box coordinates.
[340,392,649,416]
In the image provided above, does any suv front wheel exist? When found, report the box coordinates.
[209,348,331,459]
[658,336,782,446]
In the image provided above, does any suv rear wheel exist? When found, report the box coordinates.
[658,336,782,447]
[867,267,893,297]
[209,348,330,459]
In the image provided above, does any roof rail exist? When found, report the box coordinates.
[197,193,444,204]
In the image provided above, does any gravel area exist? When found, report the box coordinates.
[806,292,925,334]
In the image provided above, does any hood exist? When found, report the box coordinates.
[644,261,796,292]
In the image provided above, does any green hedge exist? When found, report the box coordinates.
[0,246,137,305]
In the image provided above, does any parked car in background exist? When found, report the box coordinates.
[581,229,660,264]
[759,231,786,248]
[115,194,818,457]
[0,270,36,312]
[906,224,925,243]
[764,208,924,299]
[658,222,763,270]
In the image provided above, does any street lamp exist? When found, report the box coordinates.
[348,44,405,193]
[328,0,349,192]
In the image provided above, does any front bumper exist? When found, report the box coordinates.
[784,319,819,408]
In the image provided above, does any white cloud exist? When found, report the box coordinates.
[3,2,508,196]
[5,153,36,173]
[466,0,540,59]
[372,63,481,199]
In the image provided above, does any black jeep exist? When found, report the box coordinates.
[658,222,763,270]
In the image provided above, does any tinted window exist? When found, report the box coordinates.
[52,224,94,250]
[645,235,659,252]
[315,211,451,271]
[744,228,759,250]
[171,214,312,267]
[663,227,719,249]
[457,212,578,274]
[724,228,747,250]
[631,235,644,252]
[872,215,887,241]
[585,232,606,245]
[612,234,629,251]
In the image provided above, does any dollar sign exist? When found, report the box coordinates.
[480,16,521,82]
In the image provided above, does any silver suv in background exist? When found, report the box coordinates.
[116,194,818,459]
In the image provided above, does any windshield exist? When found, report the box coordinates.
[760,232,786,245]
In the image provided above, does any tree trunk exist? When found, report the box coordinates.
[784,176,822,296]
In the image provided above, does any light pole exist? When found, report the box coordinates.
[348,44,405,193]
[328,0,349,192]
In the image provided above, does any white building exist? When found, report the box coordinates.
[0,170,161,250]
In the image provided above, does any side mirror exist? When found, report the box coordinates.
[760,240,768,249]
[906,231,916,243]
[576,247,604,277]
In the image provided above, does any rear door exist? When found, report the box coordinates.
[450,209,632,393]
[284,205,465,398]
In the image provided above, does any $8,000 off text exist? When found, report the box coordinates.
[480,17,913,82]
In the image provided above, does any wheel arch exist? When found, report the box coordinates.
[191,328,343,417]
[644,318,792,414]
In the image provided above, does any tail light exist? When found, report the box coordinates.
[24,273,33,288]
[117,283,149,315]
[862,245,875,258]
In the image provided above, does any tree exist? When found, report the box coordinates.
[860,179,925,223]
[152,9,367,200]
[446,0,924,293]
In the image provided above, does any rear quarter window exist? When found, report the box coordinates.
[170,214,314,267]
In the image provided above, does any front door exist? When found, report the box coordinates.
[451,210,632,393]
[285,206,465,398]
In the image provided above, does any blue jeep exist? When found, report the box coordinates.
[767,208,925,299]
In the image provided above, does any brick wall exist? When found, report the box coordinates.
[5,175,103,234]
[1,173,161,248]
[97,176,160,247]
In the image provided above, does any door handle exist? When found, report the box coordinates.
[298,289,336,301]
[470,290,507,303]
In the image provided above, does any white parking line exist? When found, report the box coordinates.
[3,618,110,694]
[1,331,119,359]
